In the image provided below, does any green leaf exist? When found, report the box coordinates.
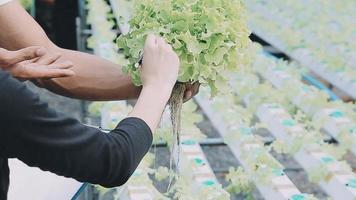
[116,0,251,96]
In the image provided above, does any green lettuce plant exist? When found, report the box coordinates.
[117,0,251,165]
[117,0,251,94]
[20,0,32,10]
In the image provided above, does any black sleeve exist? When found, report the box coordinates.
[0,71,152,187]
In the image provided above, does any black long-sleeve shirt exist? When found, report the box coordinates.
[0,70,153,200]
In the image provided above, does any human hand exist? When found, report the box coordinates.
[183,81,200,102]
[7,51,75,79]
[1,46,75,79]
[0,46,45,68]
[129,35,180,132]
[141,34,180,92]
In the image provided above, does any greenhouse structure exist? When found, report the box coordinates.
[1,0,355,200]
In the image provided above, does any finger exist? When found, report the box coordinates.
[183,82,200,102]
[0,48,12,66]
[0,48,10,58]
[192,82,200,96]
[184,90,193,101]
[167,43,173,50]
[157,38,169,55]
[183,83,193,102]
[156,37,166,46]
[145,34,156,48]
[4,46,45,66]
[41,69,76,78]
[28,68,76,79]
[10,63,75,79]
[162,43,172,51]
[35,47,46,57]
[48,60,74,69]
[36,53,61,65]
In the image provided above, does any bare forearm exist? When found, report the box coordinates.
[36,48,141,101]
[128,85,171,132]
[0,1,141,101]
[127,34,180,132]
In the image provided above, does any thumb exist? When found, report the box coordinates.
[9,46,46,65]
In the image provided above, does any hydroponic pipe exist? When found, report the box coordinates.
[302,74,340,101]
[262,51,340,101]
[71,182,89,200]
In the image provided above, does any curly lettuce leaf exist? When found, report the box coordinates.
[117,0,251,96]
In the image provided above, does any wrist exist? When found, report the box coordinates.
[142,84,173,100]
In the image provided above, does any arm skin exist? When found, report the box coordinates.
[127,35,180,131]
[0,47,75,79]
[0,1,141,101]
